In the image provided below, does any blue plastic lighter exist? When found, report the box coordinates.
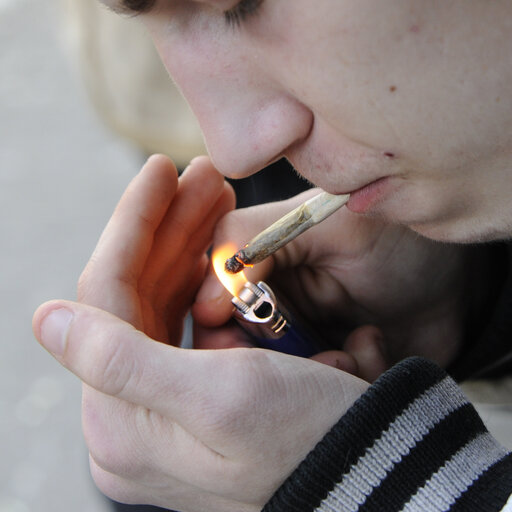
[231,281,324,358]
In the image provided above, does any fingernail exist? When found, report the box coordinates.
[40,308,73,356]
[335,356,358,375]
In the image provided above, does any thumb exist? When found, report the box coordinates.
[311,326,388,382]
[32,300,211,425]
[310,350,359,376]
[343,325,390,382]
[32,300,164,400]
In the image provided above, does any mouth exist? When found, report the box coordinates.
[345,176,393,213]
[284,131,399,213]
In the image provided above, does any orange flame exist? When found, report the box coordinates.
[212,243,247,297]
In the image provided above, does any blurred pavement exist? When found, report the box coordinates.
[0,0,141,510]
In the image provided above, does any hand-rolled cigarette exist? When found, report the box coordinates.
[225,191,350,274]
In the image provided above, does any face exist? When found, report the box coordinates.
[104,0,512,242]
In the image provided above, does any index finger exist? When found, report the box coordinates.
[78,154,179,308]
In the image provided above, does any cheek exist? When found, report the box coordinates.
[280,2,512,175]
[261,4,415,146]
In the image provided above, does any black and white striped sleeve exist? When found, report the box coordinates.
[263,357,512,512]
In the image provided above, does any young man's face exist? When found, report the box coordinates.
[103,0,512,242]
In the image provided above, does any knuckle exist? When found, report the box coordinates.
[82,390,145,479]
[82,392,124,474]
[89,328,137,398]
[213,208,249,245]
[202,350,268,430]
[89,458,141,505]
[88,440,127,480]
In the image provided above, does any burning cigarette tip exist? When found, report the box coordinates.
[224,252,246,274]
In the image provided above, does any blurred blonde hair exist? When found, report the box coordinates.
[59,0,205,168]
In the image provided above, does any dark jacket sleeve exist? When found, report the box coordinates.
[263,358,512,512]
[450,242,512,381]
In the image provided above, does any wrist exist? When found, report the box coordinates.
[263,357,511,512]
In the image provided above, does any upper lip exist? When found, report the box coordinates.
[285,151,386,196]
[283,120,400,196]
[343,176,390,196]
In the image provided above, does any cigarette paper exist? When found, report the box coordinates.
[225,191,349,273]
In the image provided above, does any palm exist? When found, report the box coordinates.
[72,156,370,510]
[278,211,464,349]
[202,190,467,367]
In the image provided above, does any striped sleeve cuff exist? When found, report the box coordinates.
[263,357,512,512]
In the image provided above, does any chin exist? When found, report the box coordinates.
[408,218,512,244]
[382,191,511,243]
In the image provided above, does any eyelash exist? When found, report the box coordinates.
[224,0,264,27]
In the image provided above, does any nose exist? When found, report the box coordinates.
[146,16,313,178]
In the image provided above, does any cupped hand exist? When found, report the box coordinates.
[77,154,234,344]
[33,155,369,511]
[194,185,468,378]
[33,300,368,511]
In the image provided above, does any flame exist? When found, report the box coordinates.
[212,243,247,297]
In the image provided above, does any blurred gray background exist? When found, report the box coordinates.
[0,0,140,510]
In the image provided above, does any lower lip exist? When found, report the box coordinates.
[346,177,392,213]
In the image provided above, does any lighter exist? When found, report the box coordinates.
[213,244,326,358]
[231,280,324,358]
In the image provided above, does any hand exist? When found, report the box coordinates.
[32,155,369,511]
[77,154,234,344]
[194,185,469,381]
